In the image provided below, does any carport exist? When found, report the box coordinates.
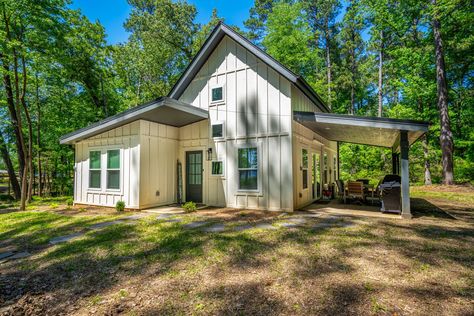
[294,112,429,219]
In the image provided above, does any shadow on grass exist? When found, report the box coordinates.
[411,198,457,219]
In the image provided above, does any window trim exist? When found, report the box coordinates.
[210,84,225,104]
[88,150,102,190]
[211,121,225,139]
[106,149,121,191]
[86,146,123,194]
[302,148,308,190]
[237,144,261,193]
[211,160,224,177]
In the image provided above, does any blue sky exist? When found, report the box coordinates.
[71,0,254,44]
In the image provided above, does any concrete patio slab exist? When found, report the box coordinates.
[233,224,253,231]
[0,251,14,260]
[203,223,225,233]
[254,223,278,230]
[183,221,209,229]
[49,232,83,244]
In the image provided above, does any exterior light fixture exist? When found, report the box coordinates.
[207,148,213,161]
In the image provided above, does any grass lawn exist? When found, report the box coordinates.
[0,187,473,315]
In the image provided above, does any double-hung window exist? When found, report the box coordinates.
[302,149,308,189]
[89,151,101,189]
[107,149,120,190]
[238,147,258,190]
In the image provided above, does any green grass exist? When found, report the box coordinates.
[0,192,473,315]
[410,189,474,205]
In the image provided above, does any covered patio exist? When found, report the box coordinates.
[294,112,429,219]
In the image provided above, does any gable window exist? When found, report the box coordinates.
[211,160,224,176]
[107,149,120,190]
[89,151,101,189]
[302,149,308,189]
[211,85,224,103]
[212,123,223,138]
[238,147,258,190]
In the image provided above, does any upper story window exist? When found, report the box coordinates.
[89,151,101,189]
[211,85,224,103]
[106,149,120,190]
[212,123,224,138]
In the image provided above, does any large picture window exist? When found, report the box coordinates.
[238,147,258,190]
[302,149,308,189]
[107,149,120,190]
[89,151,101,189]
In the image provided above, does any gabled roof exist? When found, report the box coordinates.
[59,97,208,144]
[168,22,330,113]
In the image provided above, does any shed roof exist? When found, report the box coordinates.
[59,97,208,144]
[293,112,429,150]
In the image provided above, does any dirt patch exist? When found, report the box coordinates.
[195,207,283,222]
[412,184,473,193]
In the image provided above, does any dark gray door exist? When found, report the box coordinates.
[186,151,203,203]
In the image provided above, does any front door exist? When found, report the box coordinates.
[186,151,203,203]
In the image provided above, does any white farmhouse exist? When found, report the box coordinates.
[61,23,428,217]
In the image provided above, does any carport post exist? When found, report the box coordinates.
[400,131,411,219]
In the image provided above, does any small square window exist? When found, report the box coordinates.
[211,161,223,176]
[211,86,223,103]
[212,124,223,138]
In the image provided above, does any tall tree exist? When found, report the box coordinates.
[304,0,341,109]
[431,0,454,184]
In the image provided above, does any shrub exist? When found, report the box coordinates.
[182,201,197,213]
[66,198,74,206]
[116,201,125,212]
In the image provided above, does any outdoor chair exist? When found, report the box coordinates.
[335,180,345,202]
[345,181,365,204]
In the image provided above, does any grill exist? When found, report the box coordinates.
[379,175,401,214]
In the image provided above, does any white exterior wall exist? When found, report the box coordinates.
[291,87,337,209]
[139,120,179,209]
[73,121,141,209]
[179,35,294,211]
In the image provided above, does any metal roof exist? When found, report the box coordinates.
[294,112,429,150]
[59,97,208,144]
[168,22,330,113]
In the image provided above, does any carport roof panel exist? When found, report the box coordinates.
[60,97,208,144]
[294,112,429,148]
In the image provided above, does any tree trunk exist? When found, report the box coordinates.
[350,29,356,115]
[325,20,332,109]
[432,0,454,185]
[377,30,384,117]
[0,131,21,199]
[422,135,432,185]
[35,72,43,196]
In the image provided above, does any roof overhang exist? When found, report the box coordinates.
[294,112,429,150]
[168,22,329,113]
[60,97,208,145]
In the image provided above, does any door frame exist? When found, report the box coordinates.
[185,150,203,203]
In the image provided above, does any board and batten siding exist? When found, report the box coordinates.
[73,121,141,209]
[139,120,179,208]
[292,121,337,209]
[179,35,294,211]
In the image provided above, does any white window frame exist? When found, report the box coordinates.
[86,146,123,194]
[210,83,225,105]
[211,121,225,139]
[211,160,224,177]
[88,150,102,190]
[106,149,121,191]
[302,148,308,190]
[236,143,261,193]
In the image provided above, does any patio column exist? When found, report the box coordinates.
[391,152,399,175]
[400,131,411,219]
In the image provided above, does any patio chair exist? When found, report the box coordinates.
[345,181,365,204]
[335,180,345,202]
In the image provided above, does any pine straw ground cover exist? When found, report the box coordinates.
[0,188,473,316]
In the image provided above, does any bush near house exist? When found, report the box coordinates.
[116,201,125,212]
[182,201,197,212]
